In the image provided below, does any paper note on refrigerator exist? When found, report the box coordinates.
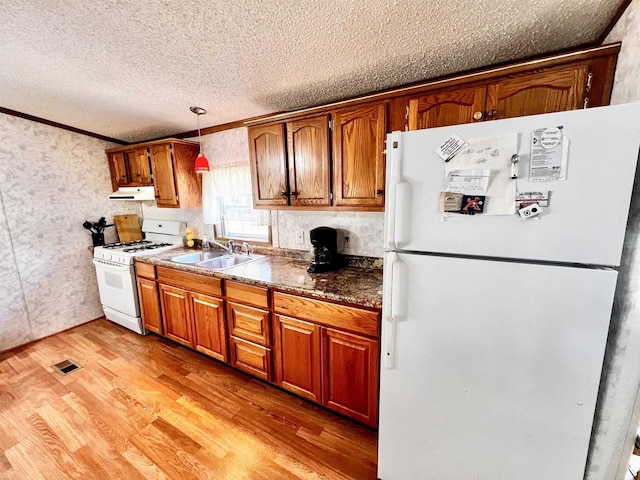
[530,126,569,182]
[445,134,517,215]
[446,169,490,194]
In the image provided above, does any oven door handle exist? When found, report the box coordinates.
[92,259,132,271]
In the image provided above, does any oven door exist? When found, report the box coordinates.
[92,259,140,318]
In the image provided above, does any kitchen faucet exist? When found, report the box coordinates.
[202,237,234,254]
[243,242,252,257]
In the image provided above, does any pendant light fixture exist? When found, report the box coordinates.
[190,106,210,173]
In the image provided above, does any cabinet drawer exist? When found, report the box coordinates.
[135,261,156,280]
[225,281,269,308]
[157,266,222,297]
[273,292,380,338]
[227,302,271,346]
[229,336,272,381]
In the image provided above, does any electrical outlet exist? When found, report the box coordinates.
[297,231,305,244]
[344,236,351,250]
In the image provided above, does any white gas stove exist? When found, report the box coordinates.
[94,239,179,265]
[92,219,185,334]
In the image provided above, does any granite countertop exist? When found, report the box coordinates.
[137,247,383,309]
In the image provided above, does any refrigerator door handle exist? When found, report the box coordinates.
[382,251,397,368]
[385,133,402,251]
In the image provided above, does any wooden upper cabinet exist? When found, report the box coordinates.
[248,124,288,207]
[149,144,177,207]
[286,115,331,207]
[126,149,152,185]
[109,152,128,190]
[485,64,588,121]
[332,102,386,208]
[408,85,487,129]
[106,139,200,209]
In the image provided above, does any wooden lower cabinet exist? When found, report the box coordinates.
[137,277,163,335]
[273,315,322,403]
[159,284,193,348]
[229,336,272,381]
[191,293,227,362]
[227,302,271,346]
[149,271,381,427]
[322,328,379,427]
[273,291,381,426]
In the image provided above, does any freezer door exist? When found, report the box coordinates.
[384,103,640,266]
[378,253,616,480]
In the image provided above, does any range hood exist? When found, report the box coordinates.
[108,186,155,201]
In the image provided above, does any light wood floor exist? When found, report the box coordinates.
[0,319,378,479]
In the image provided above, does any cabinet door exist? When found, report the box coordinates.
[485,64,588,121]
[286,115,331,207]
[322,328,379,427]
[227,302,270,347]
[191,292,227,362]
[229,336,272,381]
[273,315,322,402]
[248,124,288,207]
[109,152,128,189]
[408,85,486,130]
[159,284,193,348]
[126,149,152,184]
[332,102,386,208]
[149,145,178,208]
[137,277,162,335]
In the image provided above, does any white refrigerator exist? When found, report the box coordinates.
[378,103,640,480]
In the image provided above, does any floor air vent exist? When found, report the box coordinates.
[52,359,81,375]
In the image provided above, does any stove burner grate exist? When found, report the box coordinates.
[103,240,151,249]
[122,242,173,253]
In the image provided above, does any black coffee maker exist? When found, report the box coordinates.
[308,226,340,273]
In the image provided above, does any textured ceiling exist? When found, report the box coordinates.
[0,0,625,143]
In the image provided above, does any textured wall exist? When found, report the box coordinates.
[276,211,384,257]
[0,113,140,352]
[587,5,640,478]
[605,1,640,104]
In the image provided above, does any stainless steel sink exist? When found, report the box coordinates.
[169,250,226,264]
[197,254,264,270]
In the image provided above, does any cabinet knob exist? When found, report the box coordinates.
[121,175,126,178]
[280,191,288,197]
[376,189,384,195]
[486,110,497,119]
[289,191,298,196]
[473,111,483,120]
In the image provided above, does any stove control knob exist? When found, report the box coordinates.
[103,253,111,261]
[112,255,120,264]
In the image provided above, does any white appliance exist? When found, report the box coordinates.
[93,219,185,334]
[378,103,640,480]
[108,185,156,201]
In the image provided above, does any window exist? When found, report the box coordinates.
[202,162,271,244]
